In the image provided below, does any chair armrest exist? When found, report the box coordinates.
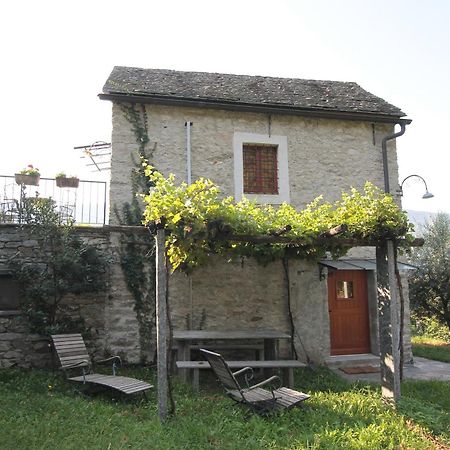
[96,355,122,366]
[233,367,254,388]
[247,375,281,391]
[95,355,122,375]
[232,366,253,377]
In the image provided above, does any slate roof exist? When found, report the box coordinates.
[102,66,406,118]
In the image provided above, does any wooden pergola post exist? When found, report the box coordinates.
[155,227,169,421]
[376,239,401,401]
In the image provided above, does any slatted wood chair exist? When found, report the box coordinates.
[200,349,309,415]
[51,334,153,397]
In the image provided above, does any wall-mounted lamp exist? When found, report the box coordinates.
[399,174,434,199]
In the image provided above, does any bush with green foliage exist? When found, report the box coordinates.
[142,166,413,272]
[410,213,450,331]
[411,314,450,342]
[10,197,107,335]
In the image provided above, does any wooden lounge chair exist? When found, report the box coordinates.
[200,349,310,414]
[51,334,153,397]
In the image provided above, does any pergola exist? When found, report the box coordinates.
[147,222,423,421]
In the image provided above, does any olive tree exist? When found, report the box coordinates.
[409,212,450,330]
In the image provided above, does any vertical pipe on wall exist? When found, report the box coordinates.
[381,122,406,194]
[185,121,193,184]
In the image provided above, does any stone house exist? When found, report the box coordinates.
[100,66,414,365]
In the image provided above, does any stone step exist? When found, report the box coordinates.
[325,353,379,368]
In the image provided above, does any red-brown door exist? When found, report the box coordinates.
[328,269,371,355]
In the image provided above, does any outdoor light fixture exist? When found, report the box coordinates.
[399,174,434,199]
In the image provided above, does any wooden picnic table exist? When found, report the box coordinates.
[173,329,291,382]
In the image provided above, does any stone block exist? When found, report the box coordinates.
[0,359,17,368]
[4,350,23,359]
[22,240,38,248]
[5,242,20,248]
[0,332,23,341]
[0,341,12,351]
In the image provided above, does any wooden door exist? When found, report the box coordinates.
[328,270,370,355]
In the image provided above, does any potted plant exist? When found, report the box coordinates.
[55,172,80,188]
[15,165,40,186]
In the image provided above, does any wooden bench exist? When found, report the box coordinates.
[176,359,306,392]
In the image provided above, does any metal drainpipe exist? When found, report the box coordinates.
[185,121,192,184]
[381,122,406,193]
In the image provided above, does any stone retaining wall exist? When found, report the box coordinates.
[0,224,151,369]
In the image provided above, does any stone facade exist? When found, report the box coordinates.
[109,103,401,221]
[107,101,411,364]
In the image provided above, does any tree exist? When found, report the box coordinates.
[10,197,107,335]
[409,213,450,330]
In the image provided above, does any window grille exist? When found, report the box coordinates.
[243,144,278,194]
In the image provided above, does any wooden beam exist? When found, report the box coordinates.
[214,234,423,247]
[318,224,348,237]
[138,221,424,248]
[269,225,292,236]
[376,240,401,402]
[155,227,169,421]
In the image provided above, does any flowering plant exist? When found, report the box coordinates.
[55,172,78,179]
[19,164,40,176]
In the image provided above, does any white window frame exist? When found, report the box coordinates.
[233,132,290,204]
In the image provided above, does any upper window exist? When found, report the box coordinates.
[233,132,289,204]
[243,144,278,194]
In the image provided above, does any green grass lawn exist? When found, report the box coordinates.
[0,366,448,450]
[412,336,450,363]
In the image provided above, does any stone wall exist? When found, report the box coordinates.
[166,256,330,362]
[0,224,151,369]
[0,313,49,368]
[106,101,411,363]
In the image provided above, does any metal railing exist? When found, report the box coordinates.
[0,175,107,225]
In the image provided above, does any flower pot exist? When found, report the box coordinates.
[56,177,79,188]
[15,173,40,186]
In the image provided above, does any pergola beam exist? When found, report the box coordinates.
[213,233,423,247]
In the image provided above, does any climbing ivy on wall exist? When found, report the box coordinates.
[142,165,414,272]
[115,103,156,363]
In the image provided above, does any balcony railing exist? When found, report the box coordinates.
[0,175,107,225]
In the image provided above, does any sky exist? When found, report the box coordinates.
[1,0,449,214]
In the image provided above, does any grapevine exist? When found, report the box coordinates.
[142,164,414,272]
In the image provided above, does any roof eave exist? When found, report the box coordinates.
[98,92,411,125]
